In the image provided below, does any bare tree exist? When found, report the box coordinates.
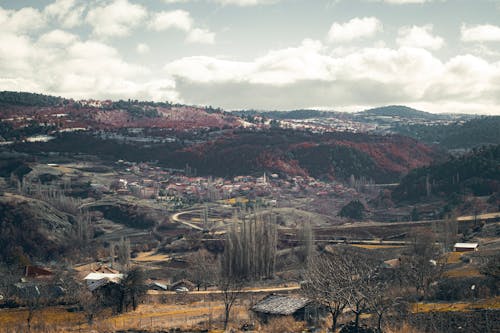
[222,212,277,280]
[17,284,44,332]
[121,267,146,311]
[303,252,348,332]
[217,265,243,330]
[78,285,102,325]
[116,237,131,270]
[188,249,218,291]
[297,220,314,267]
[304,247,381,332]
[399,231,444,300]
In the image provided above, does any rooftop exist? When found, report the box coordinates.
[252,295,311,316]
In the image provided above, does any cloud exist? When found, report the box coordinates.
[148,10,193,31]
[85,0,147,38]
[136,43,150,54]
[461,24,500,42]
[44,0,86,28]
[148,10,215,44]
[186,28,215,44]
[163,40,500,114]
[0,6,46,33]
[327,17,382,43]
[163,0,279,5]
[396,25,444,50]
[380,0,431,4]
[212,0,279,5]
[38,29,79,45]
[0,4,178,103]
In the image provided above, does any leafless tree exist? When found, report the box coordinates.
[116,237,131,270]
[188,249,218,291]
[399,231,444,300]
[303,252,348,332]
[217,264,244,330]
[17,284,44,332]
[297,220,314,267]
[304,248,380,332]
[78,285,102,325]
[222,212,277,280]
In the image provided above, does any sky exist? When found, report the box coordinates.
[1,0,500,114]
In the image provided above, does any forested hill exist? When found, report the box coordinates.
[393,144,500,202]
[0,91,66,107]
[392,116,500,149]
[355,105,446,120]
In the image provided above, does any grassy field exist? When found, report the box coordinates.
[411,296,500,313]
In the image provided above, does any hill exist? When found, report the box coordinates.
[392,116,500,149]
[356,105,445,120]
[0,193,75,263]
[393,144,500,203]
[13,129,438,183]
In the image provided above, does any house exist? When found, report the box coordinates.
[170,279,195,292]
[148,282,168,291]
[24,266,53,279]
[251,294,326,324]
[84,272,123,291]
[453,243,479,252]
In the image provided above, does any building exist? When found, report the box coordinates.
[251,294,326,324]
[84,272,123,291]
[453,243,479,252]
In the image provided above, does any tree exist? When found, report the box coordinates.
[121,267,146,311]
[16,284,44,332]
[78,286,102,325]
[188,249,218,291]
[297,221,315,267]
[116,237,131,270]
[399,231,444,300]
[304,248,380,332]
[217,266,243,330]
[222,212,277,280]
[303,253,348,332]
[339,200,365,220]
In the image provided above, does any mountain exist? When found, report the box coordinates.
[356,105,446,120]
[393,144,500,203]
[392,116,500,149]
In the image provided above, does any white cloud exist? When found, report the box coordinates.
[163,40,500,114]
[381,0,431,4]
[396,25,444,50]
[136,43,150,54]
[327,17,382,43]
[148,10,216,44]
[212,0,279,5]
[163,0,279,5]
[0,6,46,33]
[461,24,500,42]
[186,28,216,44]
[38,29,79,45]
[44,0,86,28]
[85,0,147,38]
[148,10,193,31]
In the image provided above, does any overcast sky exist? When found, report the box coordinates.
[1,0,500,114]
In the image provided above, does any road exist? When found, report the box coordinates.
[147,284,301,295]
